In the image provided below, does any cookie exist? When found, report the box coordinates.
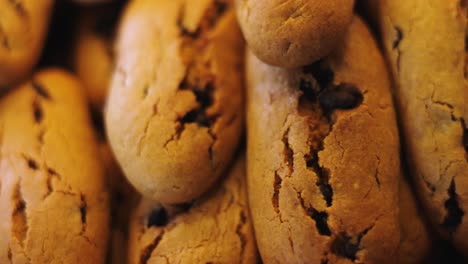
[399,174,432,264]
[235,0,355,68]
[0,69,109,263]
[367,0,468,253]
[106,0,244,204]
[128,156,257,264]
[74,3,123,110]
[0,0,54,88]
[246,17,400,263]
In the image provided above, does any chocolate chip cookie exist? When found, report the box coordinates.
[246,16,400,263]
[106,0,244,204]
[128,156,257,264]
[0,69,109,263]
[367,0,468,254]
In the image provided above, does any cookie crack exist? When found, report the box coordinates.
[374,155,381,188]
[235,211,247,260]
[79,194,87,235]
[297,191,331,236]
[140,231,165,264]
[442,178,464,233]
[331,224,375,261]
[391,24,403,72]
[11,183,28,249]
[299,61,364,208]
[272,171,282,218]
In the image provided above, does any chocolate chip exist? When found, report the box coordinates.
[147,207,168,228]
[27,159,38,170]
[331,233,359,260]
[319,83,363,113]
[299,79,317,101]
[303,61,335,88]
[193,85,213,108]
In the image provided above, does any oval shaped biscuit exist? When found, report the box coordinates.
[0,69,109,263]
[368,0,468,254]
[236,0,354,68]
[128,157,257,264]
[246,17,400,263]
[0,0,54,88]
[106,0,244,204]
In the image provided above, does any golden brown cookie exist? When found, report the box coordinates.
[0,0,54,88]
[399,175,432,264]
[367,0,468,254]
[246,17,400,263]
[0,69,109,263]
[74,3,123,110]
[128,156,257,264]
[235,0,355,68]
[106,0,244,204]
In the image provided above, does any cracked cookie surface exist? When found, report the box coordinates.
[246,17,400,263]
[106,0,244,204]
[0,0,54,87]
[235,0,355,68]
[128,156,257,264]
[0,69,110,263]
[369,0,468,253]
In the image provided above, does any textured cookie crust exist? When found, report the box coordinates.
[128,157,257,264]
[0,69,109,263]
[106,0,244,203]
[246,17,400,263]
[398,176,431,264]
[372,0,468,253]
[236,0,355,68]
[74,3,123,110]
[0,0,54,88]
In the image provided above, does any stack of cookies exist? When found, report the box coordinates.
[0,0,466,263]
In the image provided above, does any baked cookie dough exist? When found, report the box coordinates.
[246,17,400,263]
[236,0,355,68]
[128,156,257,264]
[0,0,54,88]
[0,69,109,263]
[368,0,468,254]
[106,0,244,204]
